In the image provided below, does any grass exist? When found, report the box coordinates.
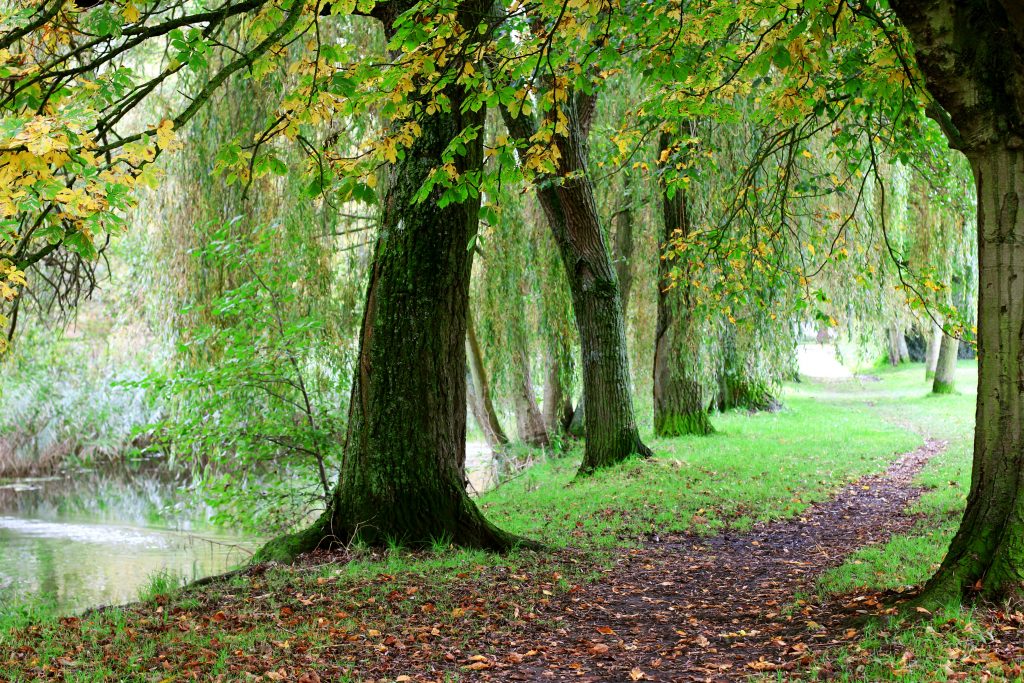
[483,391,918,548]
[0,362,1002,682]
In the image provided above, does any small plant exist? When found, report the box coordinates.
[138,569,184,603]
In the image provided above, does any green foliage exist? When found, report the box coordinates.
[135,220,351,535]
[0,283,160,474]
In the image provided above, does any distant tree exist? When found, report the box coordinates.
[653,130,715,436]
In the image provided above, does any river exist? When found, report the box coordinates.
[0,465,258,616]
[0,443,501,617]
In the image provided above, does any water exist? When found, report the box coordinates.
[0,466,258,616]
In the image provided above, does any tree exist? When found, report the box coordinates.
[466,309,510,451]
[924,320,942,379]
[889,0,1024,601]
[932,331,959,394]
[653,131,715,436]
[495,76,652,475]
[258,1,527,558]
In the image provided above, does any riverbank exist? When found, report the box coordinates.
[4,364,1020,682]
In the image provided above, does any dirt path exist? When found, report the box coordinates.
[489,439,947,682]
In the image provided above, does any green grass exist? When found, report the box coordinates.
[1,362,998,682]
[482,391,918,547]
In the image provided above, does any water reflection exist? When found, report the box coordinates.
[0,463,258,615]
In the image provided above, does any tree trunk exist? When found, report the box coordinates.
[886,326,899,366]
[716,328,778,412]
[898,327,910,362]
[612,172,635,318]
[925,320,943,379]
[568,392,585,437]
[892,0,1024,601]
[467,309,509,450]
[653,133,714,437]
[513,343,549,447]
[887,323,908,365]
[256,1,520,560]
[932,332,959,394]
[542,340,574,435]
[921,146,1024,601]
[498,93,651,475]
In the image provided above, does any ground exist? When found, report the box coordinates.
[2,362,1023,682]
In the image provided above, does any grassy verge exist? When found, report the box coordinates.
[0,367,960,682]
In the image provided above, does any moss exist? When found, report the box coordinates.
[253,510,333,564]
[654,410,715,437]
[933,380,956,394]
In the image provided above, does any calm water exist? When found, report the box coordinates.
[0,465,258,616]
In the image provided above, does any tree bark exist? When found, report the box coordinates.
[925,320,943,379]
[887,323,908,365]
[467,309,509,450]
[542,339,574,435]
[256,1,521,560]
[898,326,911,362]
[498,91,651,475]
[892,0,1024,602]
[886,326,900,366]
[932,331,959,394]
[715,328,778,412]
[653,133,714,437]
[513,342,549,447]
[612,172,635,318]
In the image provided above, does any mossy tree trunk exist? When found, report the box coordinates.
[715,328,778,412]
[612,171,635,318]
[499,92,651,475]
[513,342,549,447]
[653,133,714,437]
[467,309,509,450]
[932,332,959,394]
[257,1,520,561]
[892,0,1024,602]
[925,320,943,379]
[542,339,574,435]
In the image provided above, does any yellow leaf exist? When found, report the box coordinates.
[122,1,141,22]
[155,119,176,151]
